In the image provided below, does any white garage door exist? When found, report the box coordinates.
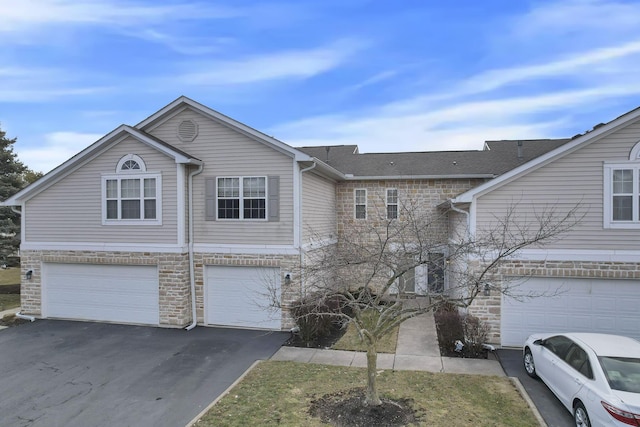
[502,277,640,347]
[205,266,281,330]
[44,263,159,325]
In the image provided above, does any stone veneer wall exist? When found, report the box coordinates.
[467,259,640,344]
[20,250,191,327]
[335,179,485,292]
[336,179,484,239]
[192,253,301,329]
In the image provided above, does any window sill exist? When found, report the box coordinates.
[102,219,162,226]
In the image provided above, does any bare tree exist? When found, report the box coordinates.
[275,198,583,407]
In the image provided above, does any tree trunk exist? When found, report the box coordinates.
[364,341,382,406]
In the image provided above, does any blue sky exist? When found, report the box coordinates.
[1,0,640,173]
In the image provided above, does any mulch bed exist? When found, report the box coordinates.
[309,388,422,426]
[0,315,28,327]
[284,320,348,348]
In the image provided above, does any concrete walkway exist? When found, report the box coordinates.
[271,304,505,376]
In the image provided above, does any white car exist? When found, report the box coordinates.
[523,333,640,427]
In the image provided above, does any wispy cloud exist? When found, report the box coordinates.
[274,84,640,152]
[0,0,241,32]
[176,39,366,85]
[17,131,104,173]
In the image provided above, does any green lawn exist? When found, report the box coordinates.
[0,294,20,311]
[0,268,21,311]
[195,361,538,427]
[0,268,20,286]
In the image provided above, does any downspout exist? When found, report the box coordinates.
[9,207,35,322]
[449,200,470,234]
[298,162,317,297]
[185,163,204,331]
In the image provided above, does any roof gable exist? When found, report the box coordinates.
[452,106,640,203]
[136,96,313,162]
[2,126,201,205]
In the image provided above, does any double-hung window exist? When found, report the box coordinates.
[604,162,640,228]
[102,155,161,225]
[354,189,367,219]
[386,188,398,219]
[217,176,266,220]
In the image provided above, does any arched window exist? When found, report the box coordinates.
[116,154,146,172]
[102,155,161,225]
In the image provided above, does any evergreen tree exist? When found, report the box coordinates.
[0,126,40,264]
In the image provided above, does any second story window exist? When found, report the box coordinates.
[217,176,266,220]
[102,154,161,225]
[386,188,398,219]
[354,189,367,219]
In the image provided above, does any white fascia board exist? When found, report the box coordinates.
[193,243,301,255]
[307,159,345,180]
[122,126,201,165]
[452,107,640,204]
[2,125,200,206]
[496,248,640,263]
[2,130,130,205]
[135,96,313,162]
[21,242,188,253]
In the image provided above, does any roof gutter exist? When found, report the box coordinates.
[343,174,496,181]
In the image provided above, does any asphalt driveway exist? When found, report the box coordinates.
[497,349,573,427]
[0,320,287,427]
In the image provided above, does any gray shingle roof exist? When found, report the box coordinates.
[296,139,569,178]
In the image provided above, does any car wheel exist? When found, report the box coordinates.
[523,348,537,378]
[574,402,590,427]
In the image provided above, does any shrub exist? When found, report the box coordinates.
[290,293,345,345]
[434,309,490,358]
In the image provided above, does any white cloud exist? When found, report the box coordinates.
[177,39,366,85]
[17,132,103,173]
[274,84,640,153]
[0,0,240,32]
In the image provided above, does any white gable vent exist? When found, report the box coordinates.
[177,119,198,142]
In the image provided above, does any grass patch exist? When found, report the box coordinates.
[196,361,538,427]
[331,310,399,353]
[0,268,20,286]
[0,294,20,311]
[332,321,399,353]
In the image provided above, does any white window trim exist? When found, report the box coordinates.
[101,173,162,226]
[386,188,398,219]
[354,188,367,220]
[603,162,640,229]
[216,176,268,221]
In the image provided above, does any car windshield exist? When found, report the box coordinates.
[599,357,640,393]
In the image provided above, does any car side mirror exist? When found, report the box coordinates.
[533,339,544,346]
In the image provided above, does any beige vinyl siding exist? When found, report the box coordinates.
[302,171,336,243]
[25,137,178,243]
[475,119,640,251]
[148,108,294,245]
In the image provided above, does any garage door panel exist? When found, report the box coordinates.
[44,264,159,325]
[206,266,281,330]
[502,278,640,346]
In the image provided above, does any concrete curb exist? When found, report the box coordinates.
[510,377,547,427]
[184,359,262,427]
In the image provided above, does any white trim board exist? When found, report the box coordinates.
[21,242,188,253]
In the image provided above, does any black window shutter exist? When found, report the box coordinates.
[268,176,279,222]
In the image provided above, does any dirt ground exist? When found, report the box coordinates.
[309,388,422,426]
